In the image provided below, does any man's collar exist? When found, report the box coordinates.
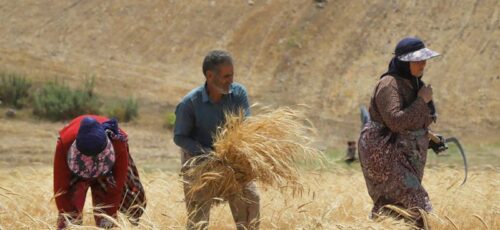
[202,83,210,103]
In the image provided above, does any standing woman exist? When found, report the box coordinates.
[358,37,443,227]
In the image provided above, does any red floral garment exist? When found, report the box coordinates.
[53,115,129,228]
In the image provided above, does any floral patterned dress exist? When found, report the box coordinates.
[358,74,434,217]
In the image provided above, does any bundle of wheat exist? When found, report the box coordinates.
[183,107,323,202]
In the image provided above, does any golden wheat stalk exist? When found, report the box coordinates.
[445,215,459,230]
[472,214,489,229]
[381,205,430,230]
[183,107,323,202]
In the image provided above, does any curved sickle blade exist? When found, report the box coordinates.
[445,137,468,185]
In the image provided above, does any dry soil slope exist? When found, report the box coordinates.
[0,0,498,142]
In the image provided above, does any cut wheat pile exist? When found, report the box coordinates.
[183,107,323,202]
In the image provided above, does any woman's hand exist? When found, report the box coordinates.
[418,84,433,103]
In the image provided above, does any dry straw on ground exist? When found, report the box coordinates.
[183,107,324,202]
[0,166,498,229]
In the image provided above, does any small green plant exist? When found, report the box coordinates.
[32,78,100,121]
[105,97,139,122]
[0,72,32,108]
[286,35,302,49]
[164,112,176,129]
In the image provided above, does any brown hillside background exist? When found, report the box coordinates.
[1,0,499,146]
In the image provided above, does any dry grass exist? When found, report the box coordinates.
[0,165,498,229]
[184,107,323,202]
[0,112,498,229]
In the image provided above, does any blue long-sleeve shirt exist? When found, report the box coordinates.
[173,82,250,155]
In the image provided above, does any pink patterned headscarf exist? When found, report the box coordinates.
[67,137,116,179]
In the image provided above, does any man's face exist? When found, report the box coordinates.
[207,64,234,94]
[410,60,427,77]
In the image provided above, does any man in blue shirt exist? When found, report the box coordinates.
[174,50,260,230]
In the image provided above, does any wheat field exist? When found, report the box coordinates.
[0,114,499,229]
[0,163,498,229]
[0,1,499,229]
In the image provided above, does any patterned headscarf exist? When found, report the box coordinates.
[67,117,123,179]
[68,137,116,179]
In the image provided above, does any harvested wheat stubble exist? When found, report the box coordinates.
[183,107,324,202]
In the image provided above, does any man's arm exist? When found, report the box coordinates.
[173,100,207,155]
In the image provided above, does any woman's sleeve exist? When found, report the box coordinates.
[112,140,129,192]
[106,135,130,212]
[375,77,431,133]
[53,138,73,213]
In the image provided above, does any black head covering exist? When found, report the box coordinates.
[394,37,425,57]
[76,117,107,156]
[381,37,425,83]
[381,37,436,119]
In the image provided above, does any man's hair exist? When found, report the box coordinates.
[202,50,233,77]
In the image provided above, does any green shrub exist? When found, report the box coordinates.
[0,72,32,108]
[33,78,100,121]
[105,97,139,122]
[164,112,176,129]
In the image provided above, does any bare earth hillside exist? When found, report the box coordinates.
[0,0,499,145]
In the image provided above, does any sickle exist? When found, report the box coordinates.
[445,137,468,185]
